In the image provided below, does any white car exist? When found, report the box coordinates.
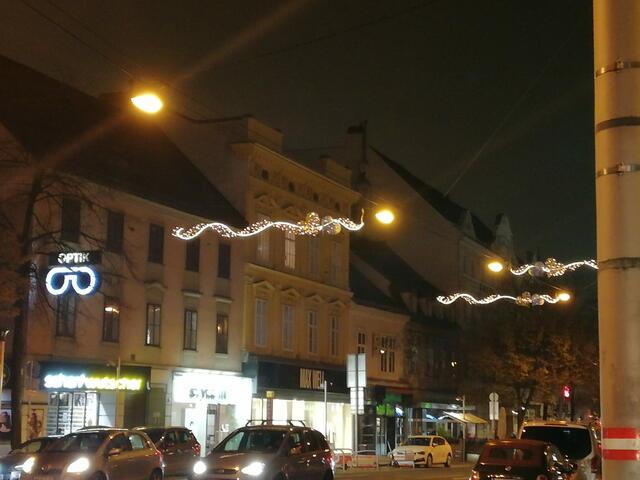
[390,435,453,468]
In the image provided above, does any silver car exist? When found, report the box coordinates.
[192,425,334,480]
[20,428,163,480]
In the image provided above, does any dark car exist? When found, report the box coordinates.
[0,437,59,480]
[134,427,200,476]
[470,439,576,480]
[192,423,334,480]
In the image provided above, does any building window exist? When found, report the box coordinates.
[282,304,294,351]
[256,214,270,263]
[261,169,269,180]
[102,297,120,342]
[307,311,318,354]
[284,231,296,269]
[61,197,81,243]
[357,331,366,354]
[216,313,229,354]
[330,241,341,285]
[148,224,164,264]
[183,309,198,350]
[218,243,231,279]
[106,210,124,253]
[185,238,200,272]
[380,336,396,373]
[308,236,319,276]
[255,298,268,347]
[330,316,339,356]
[146,303,161,346]
[55,294,76,337]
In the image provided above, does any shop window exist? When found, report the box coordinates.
[255,298,268,347]
[308,236,319,276]
[330,316,339,356]
[218,243,231,279]
[185,238,200,272]
[307,311,318,354]
[146,303,161,346]
[148,224,164,264]
[256,214,270,263]
[282,304,294,351]
[102,297,120,343]
[284,231,296,269]
[61,197,81,243]
[330,241,341,285]
[216,313,229,354]
[183,309,198,350]
[106,210,124,253]
[357,331,366,354]
[55,294,76,337]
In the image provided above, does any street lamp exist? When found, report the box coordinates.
[130,93,164,114]
[374,208,395,225]
[487,260,504,273]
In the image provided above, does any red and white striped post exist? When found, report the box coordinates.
[602,428,640,462]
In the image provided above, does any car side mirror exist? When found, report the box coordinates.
[108,447,123,457]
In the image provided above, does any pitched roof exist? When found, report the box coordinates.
[371,147,494,246]
[349,261,407,313]
[0,55,245,226]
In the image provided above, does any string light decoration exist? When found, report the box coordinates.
[509,258,598,277]
[436,291,570,307]
[173,211,364,240]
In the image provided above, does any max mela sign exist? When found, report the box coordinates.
[299,368,325,390]
[45,251,101,296]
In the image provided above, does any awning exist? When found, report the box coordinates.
[443,411,488,424]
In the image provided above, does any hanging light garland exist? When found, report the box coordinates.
[173,211,364,240]
[508,258,597,277]
[436,291,570,307]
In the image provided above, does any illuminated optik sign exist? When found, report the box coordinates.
[43,373,142,391]
[45,251,101,296]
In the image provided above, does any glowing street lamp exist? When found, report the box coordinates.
[557,291,571,302]
[130,93,164,114]
[487,260,505,273]
[374,208,395,225]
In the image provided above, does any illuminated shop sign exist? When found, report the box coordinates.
[299,368,325,390]
[173,372,253,405]
[45,251,101,296]
[44,373,142,391]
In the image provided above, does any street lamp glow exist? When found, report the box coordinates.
[375,209,395,225]
[130,93,164,114]
[487,260,505,273]
[557,292,571,302]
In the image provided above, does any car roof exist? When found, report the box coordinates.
[522,420,589,429]
[485,439,551,449]
[134,426,190,431]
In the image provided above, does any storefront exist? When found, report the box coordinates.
[40,362,150,435]
[245,358,351,449]
[170,370,253,454]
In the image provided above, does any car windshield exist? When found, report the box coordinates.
[139,429,164,444]
[214,430,286,453]
[12,439,46,454]
[480,445,541,467]
[46,432,108,453]
[403,438,429,446]
[521,427,591,459]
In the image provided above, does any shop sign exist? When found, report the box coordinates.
[43,373,143,391]
[299,368,325,390]
[45,251,102,296]
[173,372,253,405]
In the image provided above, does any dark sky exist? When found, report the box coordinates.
[0,0,596,260]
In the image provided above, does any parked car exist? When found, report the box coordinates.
[0,437,59,479]
[191,423,334,480]
[134,426,200,476]
[19,428,163,480]
[469,439,577,480]
[519,420,600,480]
[389,435,452,468]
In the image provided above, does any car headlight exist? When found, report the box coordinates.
[21,458,35,475]
[193,460,207,475]
[66,458,90,473]
[240,462,265,476]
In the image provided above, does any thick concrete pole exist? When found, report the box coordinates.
[594,1,640,478]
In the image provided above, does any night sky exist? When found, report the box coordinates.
[0,0,595,260]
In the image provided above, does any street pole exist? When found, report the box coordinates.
[354,355,359,468]
[114,357,121,427]
[323,380,328,440]
[462,395,466,463]
[594,1,640,478]
[0,330,9,416]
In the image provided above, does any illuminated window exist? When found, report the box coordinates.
[256,214,270,263]
[183,309,198,350]
[330,316,339,356]
[185,238,200,272]
[357,331,366,354]
[216,313,229,354]
[284,231,296,269]
[308,236,319,276]
[106,210,124,253]
[282,304,294,351]
[102,297,120,343]
[146,303,161,346]
[307,311,318,354]
[55,294,76,337]
[255,299,268,347]
[148,224,164,264]
[61,197,81,243]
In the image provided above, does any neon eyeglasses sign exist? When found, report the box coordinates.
[45,251,101,296]
[44,373,142,391]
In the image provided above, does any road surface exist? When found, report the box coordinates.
[336,464,472,479]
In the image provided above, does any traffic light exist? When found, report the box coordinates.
[562,385,571,399]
